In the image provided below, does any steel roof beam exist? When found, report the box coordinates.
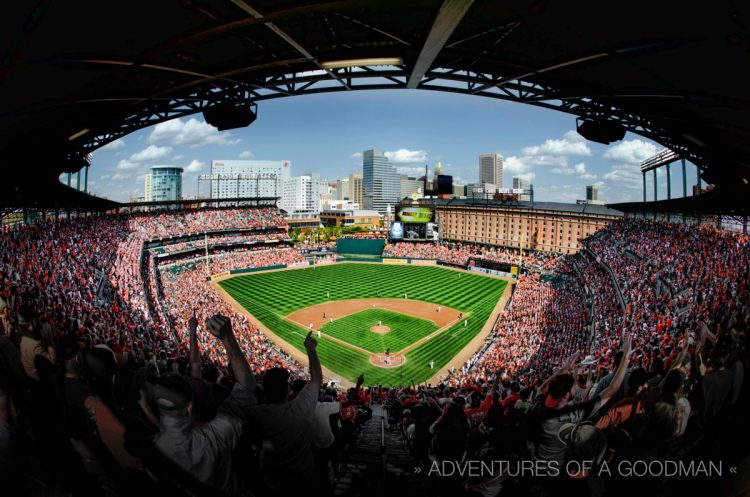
[406,0,474,89]
[230,0,350,90]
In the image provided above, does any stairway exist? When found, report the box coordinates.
[332,404,424,497]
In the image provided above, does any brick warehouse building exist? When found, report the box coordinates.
[409,199,622,254]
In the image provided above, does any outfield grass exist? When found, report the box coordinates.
[219,263,506,386]
[321,308,438,353]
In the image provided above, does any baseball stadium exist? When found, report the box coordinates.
[1,3,749,497]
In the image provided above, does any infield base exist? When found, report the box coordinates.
[369,353,405,368]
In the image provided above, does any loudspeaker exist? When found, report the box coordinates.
[576,119,625,145]
[203,103,257,131]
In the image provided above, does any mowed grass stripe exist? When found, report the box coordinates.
[219,264,506,386]
[321,309,438,353]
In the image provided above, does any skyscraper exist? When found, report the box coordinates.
[433,161,444,183]
[362,150,399,214]
[281,173,321,213]
[349,172,364,207]
[578,184,604,205]
[400,175,423,199]
[210,159,291,199]
[586,185,599,202]
[145,165,183,203]
[336,177,350,200]
[513,177,531,201]
[479,153,503,187]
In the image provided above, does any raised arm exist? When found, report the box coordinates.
[189,311,202,379]
[205,314,255,391]
[355,373,365,393]
[598,332,632,404]
[668,328,691,372]
[538,352,580,395]
[491,369,502,394]
[304,331,323,388]
[697,320,717,353]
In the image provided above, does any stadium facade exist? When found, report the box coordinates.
[422,199,622,254]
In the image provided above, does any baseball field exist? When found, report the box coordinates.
[218,263,506,386]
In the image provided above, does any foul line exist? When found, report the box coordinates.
[285,311,471,360]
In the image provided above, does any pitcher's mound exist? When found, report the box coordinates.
[370,325,391,334]
[370,353,405,368]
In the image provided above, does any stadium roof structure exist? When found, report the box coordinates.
[2,1,750,209]
[424,197,623,217]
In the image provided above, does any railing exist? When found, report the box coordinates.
[584,246,626,313]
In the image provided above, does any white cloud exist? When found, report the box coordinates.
[522,131,592,157]
[504,156,532,174]
[579,173,598,180]
[603,139,658,164]
[504,131,592,185]
[602,163,643,190]
[552,166,575,176]
[111,173,130,181]
[350,152,362,160]
[513,172,535,182]
[149,117,242,148]
[172,154,184,161]
[384,148,428,163]
[239,150,255,159]
[99,138,126,151]
[130,145,173,162]
[185,159,206,172]
[396,166,427,177]
[535,183,581,203]
[563,130,586,143]
[116,159,139,170]
[526,154,569,167]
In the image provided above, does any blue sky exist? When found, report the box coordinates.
[83,89,698,204]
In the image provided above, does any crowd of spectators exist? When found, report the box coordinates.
[157,248,305,374]
[375,222,748,496]
[465,273,590,383]
[0,213,748,497]
[385,218,747,495]
[129,207,287,239]
[383,242,477,265]
[152,231,288,255]
[295,241,337,252]
[383,241,563,271]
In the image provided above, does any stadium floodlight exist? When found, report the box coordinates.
[320,58,403,69]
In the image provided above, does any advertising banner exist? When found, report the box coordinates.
[395,206,434,224]
[410,259,437,266]
[390,221,404,240]
[313,259,336,266]
[467,266,515,279]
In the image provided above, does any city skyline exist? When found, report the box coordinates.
[82,90,700,205]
